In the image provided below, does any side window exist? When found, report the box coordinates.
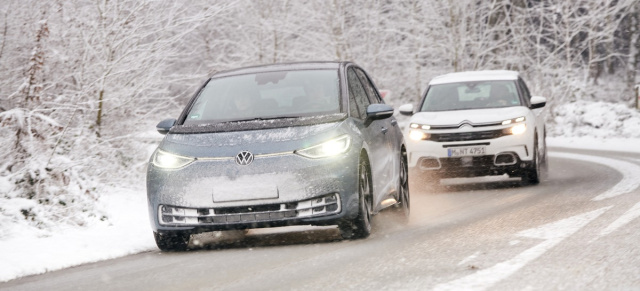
[347,68,370,119]
[355,69,383,104]
[517,78,532,107]
[348,91,360,118]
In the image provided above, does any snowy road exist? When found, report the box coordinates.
[2,147,640,290]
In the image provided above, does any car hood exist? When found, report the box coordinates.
[159,119,346,158]
[410,106,530,126]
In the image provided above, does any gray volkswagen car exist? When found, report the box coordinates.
[147,62,409,251]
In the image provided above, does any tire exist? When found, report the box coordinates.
[339,160,372,240]
[522,137,541,185]
[540,129,549,179]
[154,231,190,251]
[390,150,410,224]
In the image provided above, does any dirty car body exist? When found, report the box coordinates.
[147,62,409,251]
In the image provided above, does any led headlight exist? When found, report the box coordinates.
[500,116,527,135]
[409,130,430,141]
[409,123,431,141]
[509,123,527,135]
[501,116,526,125]
[296,135,351,159]
[410,123,431,130]
[153,149,195,169]
[502,123,527,135]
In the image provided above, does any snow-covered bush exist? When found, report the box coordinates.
[551,100,640,138]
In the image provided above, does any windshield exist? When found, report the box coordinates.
[420,80,521,112]
[183,69,340,125]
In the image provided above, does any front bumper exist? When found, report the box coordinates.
[406,125,534,178]
[147,150,360,233]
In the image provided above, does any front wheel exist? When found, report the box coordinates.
[390,151,410,224]
[339,160,372,240]
[521,138,541,185]
[154,231,190,251]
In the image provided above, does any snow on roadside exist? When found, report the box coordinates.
[0,186,156,282]
[550,100,640,139]
[548,136,640,154]
[548,100,640,153]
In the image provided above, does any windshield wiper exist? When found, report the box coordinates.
[225,116,303,123]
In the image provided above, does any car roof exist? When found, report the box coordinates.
[212,61,346,78]
[429,70,519,85]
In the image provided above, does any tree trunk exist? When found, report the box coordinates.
[628,5,639,106]
[96,89,104,137]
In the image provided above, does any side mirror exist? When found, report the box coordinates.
[398,104,414,116]
[530,96,547,109]
[366,104,394,120]
[156,118,176,135]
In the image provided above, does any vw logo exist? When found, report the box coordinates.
[235,151,254,166]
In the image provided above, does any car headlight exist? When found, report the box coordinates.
[509,123,527,135]
[296,135,351,159]
[410,123,431,130]
[409,129,430,141]
[153,149,195,169]
[501,123,527,135]
[501,116,526,125]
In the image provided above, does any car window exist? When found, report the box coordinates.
[347,68,370,119]
[518,78,532,107]
[355,68,383,104]
[183,70,340,125]
[348,87,361,118]
[420,80,521,112]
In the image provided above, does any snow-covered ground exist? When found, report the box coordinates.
[0,185,157,282]
[1,100,639,283]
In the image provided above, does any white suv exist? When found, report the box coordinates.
[399,70,547,185]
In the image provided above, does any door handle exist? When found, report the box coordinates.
[391,119,397,126]
[381,127,388,134]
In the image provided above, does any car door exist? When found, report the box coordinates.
[355,67,402,155]
[347,67,394,211]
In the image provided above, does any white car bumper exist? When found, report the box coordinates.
[405,123,535,178]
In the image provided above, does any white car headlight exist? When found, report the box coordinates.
[409,123,431,141]
[501,116,526,125]
[500,116,527,135]
[509,123,527,135]
[409,129,430,141]
[153,149,195,169]
[296,135,351,159]
[410,123,431,130]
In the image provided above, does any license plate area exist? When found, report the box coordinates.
[447,146,486,157]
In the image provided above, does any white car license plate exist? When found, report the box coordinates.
[447,146,486,157]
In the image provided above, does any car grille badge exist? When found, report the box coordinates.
[235,150,254,166]
[459,120,473,129]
